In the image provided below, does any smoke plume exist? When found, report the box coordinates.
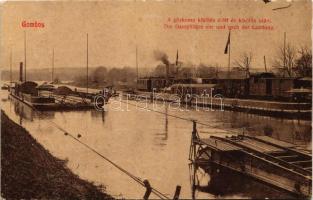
[153,50,170,66]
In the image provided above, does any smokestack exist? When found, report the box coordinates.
[153,50,170,86]
[19,62,23,82]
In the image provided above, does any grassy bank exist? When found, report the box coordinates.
[1,111,114,199]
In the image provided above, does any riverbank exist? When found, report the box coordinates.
[1,110,114,199]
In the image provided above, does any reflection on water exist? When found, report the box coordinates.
[1,91,311,199]
[90,109,107,124]
[215,110,312,150]
[153,104,169,148]
[189,163,297,199]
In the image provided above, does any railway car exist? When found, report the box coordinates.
[137,78,152,91]
[137,77,174,92]
[137,73,311,102]
[249,73,297,100]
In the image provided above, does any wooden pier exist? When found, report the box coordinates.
[189,122,312,198]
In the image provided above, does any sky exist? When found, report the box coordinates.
[0,0,312,73]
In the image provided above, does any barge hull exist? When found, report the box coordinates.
[191,134,312,198]
[9,93,96,111]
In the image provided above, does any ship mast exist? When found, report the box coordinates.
[227,31,231,78]
[24,31,27,82]
[264,55,267,72]
[86,33,89,94]
[283,32,286,77]
[136,45,138,84]
[52,48,54,83]
[10,47,12,87]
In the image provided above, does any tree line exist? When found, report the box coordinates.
[72,44,311,88]
[73,66,137,88]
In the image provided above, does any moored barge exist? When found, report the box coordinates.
[189,122,312,198]
[10,81,101,111]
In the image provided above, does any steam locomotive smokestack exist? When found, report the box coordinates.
[19,62,23,82]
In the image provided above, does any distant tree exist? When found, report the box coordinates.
[153,64,176,77]
[92,66,107,84]
[233,52,253,78]
[121,66,136,83]
[196,63,217,78]
[231,67,246,72]
[105,66,136,86]
[107,68,120,85]
[175,61,197,78]
[177,67,193,78]
[53,77,61,84]
[73,75,87,87]
[273,43,296,77]
[293,46,312,77]
[153,64,166,77]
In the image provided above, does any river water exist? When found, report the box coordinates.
[1,90,311,199]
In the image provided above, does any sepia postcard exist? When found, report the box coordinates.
[0,0,312,199]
